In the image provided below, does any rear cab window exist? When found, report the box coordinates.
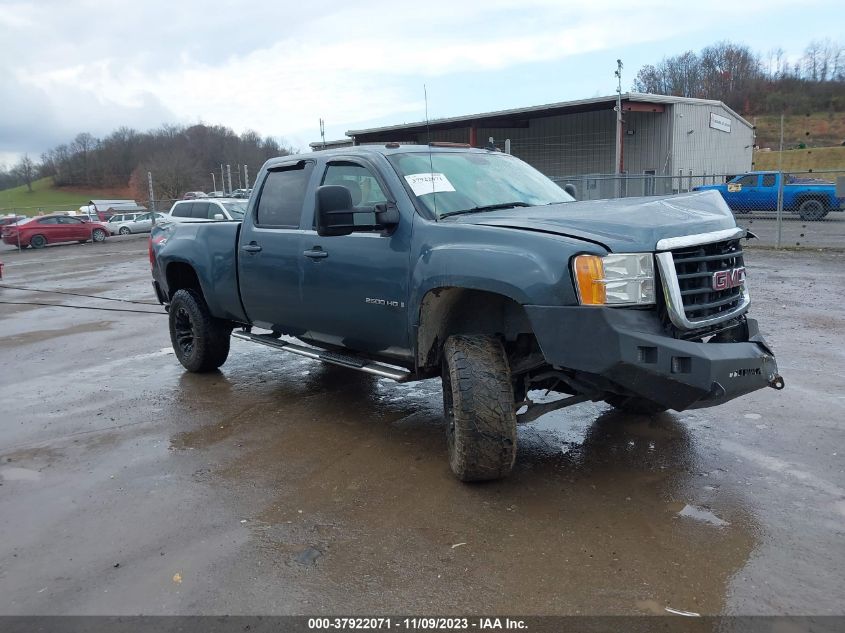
[255,161,314,227]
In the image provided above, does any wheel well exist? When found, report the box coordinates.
[795,194,827,209]
[417,287,533,370]
[166,263,202,300]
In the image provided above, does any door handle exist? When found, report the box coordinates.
[242,242,262,253]
[303,248,328,259]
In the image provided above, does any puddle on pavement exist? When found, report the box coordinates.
[0,320,114,346]
[0,467,43,481]
[673,503,730,527]
[164,354,759,614]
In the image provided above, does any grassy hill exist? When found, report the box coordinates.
[752,146,845,172]
[0,177,133,216]
[752,113,845,150]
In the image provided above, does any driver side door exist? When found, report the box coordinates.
[300,159,412,362]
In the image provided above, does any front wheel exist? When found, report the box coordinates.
[798,199,828,221]
[92,228,107,242]
[169,289,231,372]
[442,335,517,481]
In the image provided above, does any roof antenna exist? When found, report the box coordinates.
[424,84,437,216]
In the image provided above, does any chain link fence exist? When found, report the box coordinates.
[552,169,845,249]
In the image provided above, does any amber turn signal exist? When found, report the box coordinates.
[573,255,606,305]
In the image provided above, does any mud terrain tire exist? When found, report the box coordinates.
[169,288,231,372]
[442,335,517,481]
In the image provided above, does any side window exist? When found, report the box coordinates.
[58,216,82,224]
[736,174,758,187]
[255,162,314,227]
[191,202,211,219]
[322,162,388,206]
[172,203,193,218]
[320,162,388,228]
[761,174,776,187]
[38,217,59,224]
[207,204,223,220]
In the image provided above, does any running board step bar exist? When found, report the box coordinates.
[232,331,411,382]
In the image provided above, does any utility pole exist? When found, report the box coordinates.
[220,164,226,194]
[614,59,624,198]
[226,164,233,194]
[147,171,156,226]
[237,163,242,189]
[776,113,785,248]
[319,118,326,149]
[211,172,216,193]
[244,165,249,190]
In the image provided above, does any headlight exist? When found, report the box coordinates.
[573,253,655,306]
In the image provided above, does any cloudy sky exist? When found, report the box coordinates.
[1,0,843,165]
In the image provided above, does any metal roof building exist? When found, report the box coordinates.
[344,93,754,199]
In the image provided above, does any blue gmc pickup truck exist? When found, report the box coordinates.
[694,171,844,220]
[150,144,783,481]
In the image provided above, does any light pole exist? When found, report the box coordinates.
[211,172,216,193]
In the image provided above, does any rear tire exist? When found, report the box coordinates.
[605,394,667,415]
[119,227,131,235]
[798,198,828,221]
[169,288,231,372]
[30,234,47,249]
[442,335,517,481]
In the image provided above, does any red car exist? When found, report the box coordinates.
[1,214,110,249]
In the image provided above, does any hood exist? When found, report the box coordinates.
[446,189,737,252]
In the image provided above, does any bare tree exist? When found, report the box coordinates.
[14,154,36,192]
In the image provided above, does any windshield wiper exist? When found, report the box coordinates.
[439,201,532,219]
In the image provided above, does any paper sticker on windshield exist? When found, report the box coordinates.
[405,173,456,197]
[727,183,741,192]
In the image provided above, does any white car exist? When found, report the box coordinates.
[166,199,247,223]
[108,212,169,235]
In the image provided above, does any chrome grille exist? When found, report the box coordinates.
[655,233,750,331]
[672,239,745,322]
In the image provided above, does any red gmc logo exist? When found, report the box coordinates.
[712,267,746,291]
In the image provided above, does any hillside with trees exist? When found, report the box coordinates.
[1,123,293,203]
[632,39,844,147]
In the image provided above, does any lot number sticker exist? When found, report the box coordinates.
[405,173,456,197]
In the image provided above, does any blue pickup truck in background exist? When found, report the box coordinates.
[695,171,844,220]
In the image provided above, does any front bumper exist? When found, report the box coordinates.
[525,306,779,411]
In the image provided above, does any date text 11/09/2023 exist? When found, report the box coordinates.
[307,617,528,630]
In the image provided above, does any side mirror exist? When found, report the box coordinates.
[316,185,355,236]
[213,213,225,220]
[564,183,578,200]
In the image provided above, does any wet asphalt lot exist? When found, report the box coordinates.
[0,236,843,616]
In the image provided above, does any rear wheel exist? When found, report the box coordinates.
[169,288,231,372]
[798,198,828,221]
[118,226,131,235]
[30,234,47,249]
[92,228,107,242]
[442,335,517,481]
[605,394,667,415]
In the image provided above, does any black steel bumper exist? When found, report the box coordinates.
[524,306,780,411]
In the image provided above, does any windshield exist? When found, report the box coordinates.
[221,201,247,219]
[388,151,573,218]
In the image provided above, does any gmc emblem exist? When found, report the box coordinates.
[712,267,746,291]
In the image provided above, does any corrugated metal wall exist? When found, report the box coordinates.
[670,103,754,188]
[480,110,616,178]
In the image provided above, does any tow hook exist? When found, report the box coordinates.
[768,373,785,390]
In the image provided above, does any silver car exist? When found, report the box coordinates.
[108,212,169,235]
